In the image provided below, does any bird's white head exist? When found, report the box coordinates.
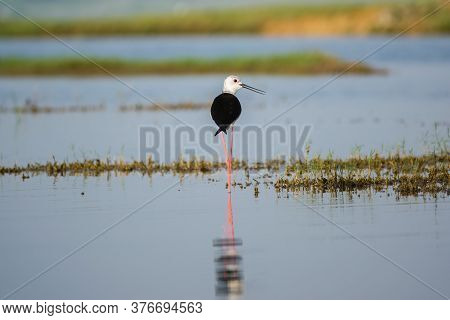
[223,75,242,95]
[222,75,266,96]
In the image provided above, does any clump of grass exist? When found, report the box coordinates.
[0,52,378,76]
[0,1,448,36]
[275,152,449,196]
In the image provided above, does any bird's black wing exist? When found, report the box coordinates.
[211,93,241,135]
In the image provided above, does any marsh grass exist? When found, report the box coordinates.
[0,52,377,76]
[0,102,208,113]
[0,1,448,36]
[0,102,105,114]
[0,158,284,177]
[1,152,448,197]
[276,153,449,196]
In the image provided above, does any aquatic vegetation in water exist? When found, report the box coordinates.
[0,158,282,177]
[1,152,448,197]
[0,101,105,114]
[0,52,378,76]
[0,101,209,114]
[275,153,449,197]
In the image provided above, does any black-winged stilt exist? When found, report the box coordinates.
[211,75,263,296]
[211,75,265,137]
[211,75,265,190]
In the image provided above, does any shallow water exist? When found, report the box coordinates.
[2,35,450,62]
[0,36,449,299]
[0,173,449,299]
[1,37,450,164]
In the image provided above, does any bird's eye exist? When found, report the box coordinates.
[233,79,238,83]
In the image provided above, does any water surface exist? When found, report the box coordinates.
[0,173,449,299]
[0,36,449,299]
[1,36,449,164]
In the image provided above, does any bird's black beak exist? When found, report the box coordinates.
[241,83,266,95]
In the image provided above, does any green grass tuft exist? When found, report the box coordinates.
[0,52,379,76]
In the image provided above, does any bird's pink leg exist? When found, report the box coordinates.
[226,126,234,193]
[220,131,228,168]
[229,125,234,171]
[226,190,235,240]
[220,132,231,192]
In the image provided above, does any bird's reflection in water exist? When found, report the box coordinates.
[213,184,244,298]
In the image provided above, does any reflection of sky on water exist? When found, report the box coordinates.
[1,36,450,62]
[0,37,449,165]
[1,67,448,164]
[0,173,449,299]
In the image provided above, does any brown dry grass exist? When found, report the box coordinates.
[262,7,384,35]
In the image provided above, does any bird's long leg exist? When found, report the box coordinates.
[226,125,234,192]
[220,132,231,192]
[226,128,235,248]
[220,131,228,168]
[229,125,234,171]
